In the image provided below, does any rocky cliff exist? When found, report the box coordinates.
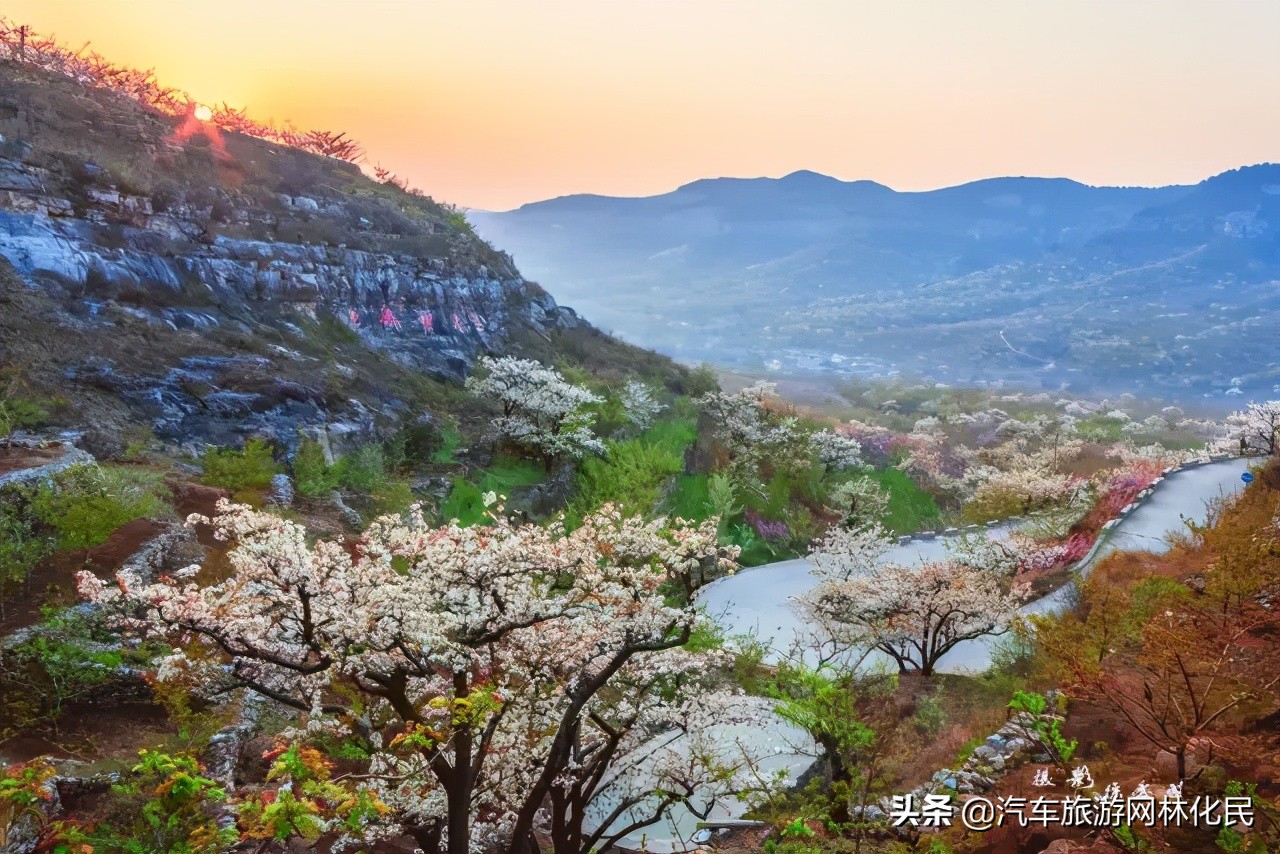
[0,58,670,456]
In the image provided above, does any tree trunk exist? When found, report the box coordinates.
[446,782,470,854]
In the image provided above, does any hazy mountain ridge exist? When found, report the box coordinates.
[472,166,1280,404]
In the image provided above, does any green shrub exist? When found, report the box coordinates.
[3,607,129,727]
[31,464,170,550]
[1008,690,1077,765]
[683,363,720,397]
[0,396,51,439]
[386,417,442,471]
[292,437,335,498]
[333,446,387,493]
[0,502,52,617]
[58,750,234,853]
[914,693,947,736]
[568,438,683,523]
[200,438,278,490]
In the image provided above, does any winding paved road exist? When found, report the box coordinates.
[591,457,1256,851]
[701,456,1252,673]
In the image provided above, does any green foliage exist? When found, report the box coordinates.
[567,436,683,524]
[0,396,51,439]
[707,472,741,533]
[60,750,233,854]
[1,761,58,844]
[770,666,878,762]
[442,204,471,233]
[200,437,278,491]
[31,464,169,550]
[953,736,986,767]
[1128,576,1192,623]
[1111,823,1152,851]
[441,457,546,526]
[3,607,130,728]
[913,691,947,737]
[387,419,444,472]
[292,437,335,497]
[0,500,52,613]
[1008,690,1077,765]
[432,423,463,463]
[1075,414,1129,443]
[665,474,711,521]
[307,310,361,347]
[866,466,940,534]
[683,363,720,397]
[441,478,487,527]
[332,445,387,493]
[1214,780,1276,853]
[294,440,417,515]
[724,522,779,567]
[642,407,698,450]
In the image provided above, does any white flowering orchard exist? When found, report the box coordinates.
[466,355,605,465]
[79,500,741,853]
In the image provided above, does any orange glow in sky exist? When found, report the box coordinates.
[6,1,1279,210]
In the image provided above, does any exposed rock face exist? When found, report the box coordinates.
[0,157,575,373]
[0,152,579,450]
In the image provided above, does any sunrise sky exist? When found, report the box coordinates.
[6,1,1279,211]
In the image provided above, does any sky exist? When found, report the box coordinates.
[6,1,1279,211]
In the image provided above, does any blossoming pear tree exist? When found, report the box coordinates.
[1216,400,1280,456]
[619,380,665,431]
[809,429,863,472]
[79,499,744,853]
[801,527,1028,676]
[466,356,605,466]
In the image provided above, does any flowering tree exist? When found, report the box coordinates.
[802,530,1027,676]
[810,429,863,472]
[466,356,604,466]
[698,382,809,475]
[1217,400,1280,455]
[807,523,892,581]
[698,384,861,496]
[827,477,891,530]
[619,380,665,431]
[962,462,1083,523]
[79,500,740,853]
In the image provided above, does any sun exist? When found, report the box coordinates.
[193,104,213,122]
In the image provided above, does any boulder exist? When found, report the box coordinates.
[268,473,295,506]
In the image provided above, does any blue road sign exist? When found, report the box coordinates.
[1241,471,1254,484]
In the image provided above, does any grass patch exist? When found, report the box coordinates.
[867,466,940,534]
[31,464,170,550]
[432,424,463,464]
[565,413,698,526]
[666,474,712,521]
[441,457,546,526]
[200,438,278,491]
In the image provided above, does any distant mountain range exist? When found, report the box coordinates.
[472,165,1280,404]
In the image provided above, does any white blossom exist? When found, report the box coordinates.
[78,499,740,853]
[620,380,665,430]
[467,355,605,461]
[1213,400,1280,455]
